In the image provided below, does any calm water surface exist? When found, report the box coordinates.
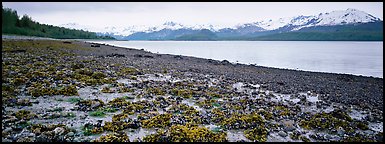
[87,40,383,78]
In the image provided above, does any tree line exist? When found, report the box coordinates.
[2,6,114,39]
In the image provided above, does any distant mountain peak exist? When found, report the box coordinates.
[314,8,381,26]
[249,8,381,31]
[163,21,179,26]
[59,8,382,39]
[346,8,359,11]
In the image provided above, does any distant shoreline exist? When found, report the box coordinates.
[3,34,382,42]
[3,35,382,79]
[84,39,383,78]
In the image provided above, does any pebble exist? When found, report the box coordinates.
[4,127,12,133]
[324,134,332,140]
[2,138,12,142]
[79,115,87,119]
[278,131,288,137]
[73,137,80,142]
[281,120,296,131]
[337,127,345,136]
[29,133,36,137]
[54,127,65,136]
[66,132,74,137]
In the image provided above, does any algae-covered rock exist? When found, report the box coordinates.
[143,124,227,142]
[93,132,130,142]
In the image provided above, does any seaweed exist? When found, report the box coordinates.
[93,132,130,142]
[143,124,227,142]
[14,110,36,120]
[141,113,172,128]
[244,125,268,142]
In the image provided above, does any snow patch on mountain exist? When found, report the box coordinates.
[315,8,380,26]
[60,8,382,37]
[250,8,381,31]
[252,17,294,30]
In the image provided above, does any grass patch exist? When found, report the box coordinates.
[122,95,135,99]
[82,124,98,136]
[63,112,76,118]
[212,103,220,107]
[89,110,106,117]
[17,121,32,129]
[51,107,64,112]
[103,107,118,113]
[66,97,83,104]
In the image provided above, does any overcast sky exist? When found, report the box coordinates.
[2,2,383,28]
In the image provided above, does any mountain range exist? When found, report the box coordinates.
[60,8,383,41]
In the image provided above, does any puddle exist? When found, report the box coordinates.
[349,109,368,120]
[138,73,172,82]
[124,127,157,141]
[321,106,335,113]
[77,86,132,103]
[203,124,219,130]
[270,93,300,104]
[368,122,383,132]
[116,79,132,84]
[227,130,251,142]
[181,99,203,112]
[208,78,219,87]
[306,95,320,103]
[232,82,245,92]
[267,132,300,142]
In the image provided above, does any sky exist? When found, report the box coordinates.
[2,2,383,28]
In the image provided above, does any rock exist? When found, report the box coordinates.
[66,132,74,137]
[3,127,12,133]
[221,60,231,65]
[278,131,288,137]
[90,100,103,109]
[324,134,333,140]
[15,129,31,139]
[16,137,35,142]
[54,127,65,136]
[73,137,80,142]
[281,120,296,131]
[337,127,345,136]
[79,115,87,119]
[5,117,18,123]
[106,53,125,57]
[366,115,375,122]
[17,99,31,106]
[29,133,36,137]
[32,128,41,135]
[2,138,12,142]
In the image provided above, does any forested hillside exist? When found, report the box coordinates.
[2,7,114,39]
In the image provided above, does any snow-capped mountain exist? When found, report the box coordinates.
[60,21,223,36]
[315,8,380,26]
[59,8,382,40]
[59,23,95,32]
[238,8,381,32]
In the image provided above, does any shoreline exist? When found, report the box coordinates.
[84,39,383,79]
[2,38,383,142]
[2,34,382,78]
[75,40,383,109]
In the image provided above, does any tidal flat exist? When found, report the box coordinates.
[2,39,383,142]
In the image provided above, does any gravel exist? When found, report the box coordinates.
[71,40,383,110]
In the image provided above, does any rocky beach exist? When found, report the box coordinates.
[2,37,383,142]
